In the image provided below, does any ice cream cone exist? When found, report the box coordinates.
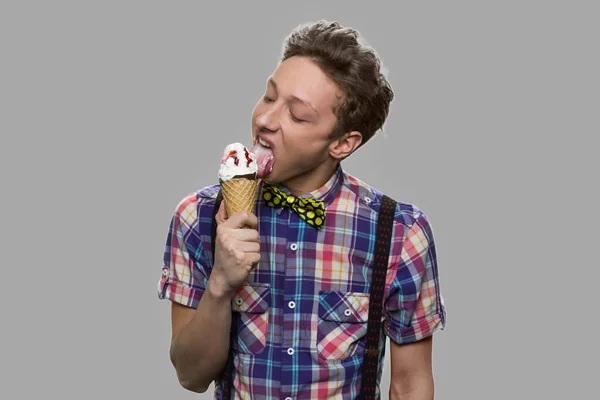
[220,176,259,215]
[218,142,259,215]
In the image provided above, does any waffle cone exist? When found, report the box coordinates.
[220,177,259,215]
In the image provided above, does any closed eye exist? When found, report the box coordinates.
[290,113,307,123]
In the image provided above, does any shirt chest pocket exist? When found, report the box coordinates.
[232,283,270,355]
[317,291,370,362]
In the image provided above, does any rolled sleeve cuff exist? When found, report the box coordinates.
[384,311,446,345]
[157,266,204,309]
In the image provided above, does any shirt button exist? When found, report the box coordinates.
[235,297,243,306]
[287,348,295,356]
[288,301,296,309]
[363,196,372,204]
[344,309,352,317]
[162,269,168,276]
[285,398,292,400]
[290,243,298,251]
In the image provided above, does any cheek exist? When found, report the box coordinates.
[295,125,333,147]
[284,130,330,158]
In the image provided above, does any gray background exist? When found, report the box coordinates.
[1,1,598,399]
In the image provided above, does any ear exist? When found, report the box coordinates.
[329,131,362,160]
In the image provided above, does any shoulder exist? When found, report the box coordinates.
[171,183,221,225]
[341,171,428,231]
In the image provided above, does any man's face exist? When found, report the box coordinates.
[251,56,342,186]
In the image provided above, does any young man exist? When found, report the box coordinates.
[158,20,446,400]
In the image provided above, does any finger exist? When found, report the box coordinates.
[231,228,260,242]
[237,241,260,253]
[224,211,258,229]
[245,252,261,266]
[243,212,258,229]
[215,201,228,225]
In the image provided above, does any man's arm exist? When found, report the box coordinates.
[167,205,261,393]
[385,210,446,399]
[169,278,233,393]
[389,336,434,400]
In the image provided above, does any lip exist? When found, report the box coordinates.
[254,132,275,150]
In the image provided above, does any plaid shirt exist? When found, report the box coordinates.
[158,166,446,400]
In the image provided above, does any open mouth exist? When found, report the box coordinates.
[251,138,274,178]
[258,138,271,148]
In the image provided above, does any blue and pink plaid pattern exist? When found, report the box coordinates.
[158,166,446,399]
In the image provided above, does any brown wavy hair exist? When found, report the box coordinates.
[281,20,394,147]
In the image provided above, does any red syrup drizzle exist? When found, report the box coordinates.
[244,148,253,168]
[226,150,240,166]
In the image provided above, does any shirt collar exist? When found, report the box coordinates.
[303,164,344,206]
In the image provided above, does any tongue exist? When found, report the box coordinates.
[250,143,274,178]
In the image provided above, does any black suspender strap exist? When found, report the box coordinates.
[211,190,236,400]
[357,194,397,400]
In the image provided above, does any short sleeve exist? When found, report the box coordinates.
[157,193,209,309]
[384,211,447,345]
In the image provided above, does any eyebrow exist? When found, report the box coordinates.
[268,78,319,115]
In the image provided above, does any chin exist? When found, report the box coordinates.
[261,174,280,184]
[261,168,287,185]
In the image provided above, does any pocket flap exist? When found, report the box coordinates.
[319,291,370,323]
[232,283,271,313]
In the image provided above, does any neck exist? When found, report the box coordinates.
[280,161,339,196]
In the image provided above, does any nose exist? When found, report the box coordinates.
[256,104,281,133]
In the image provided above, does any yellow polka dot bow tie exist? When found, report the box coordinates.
[261,183,326,228]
